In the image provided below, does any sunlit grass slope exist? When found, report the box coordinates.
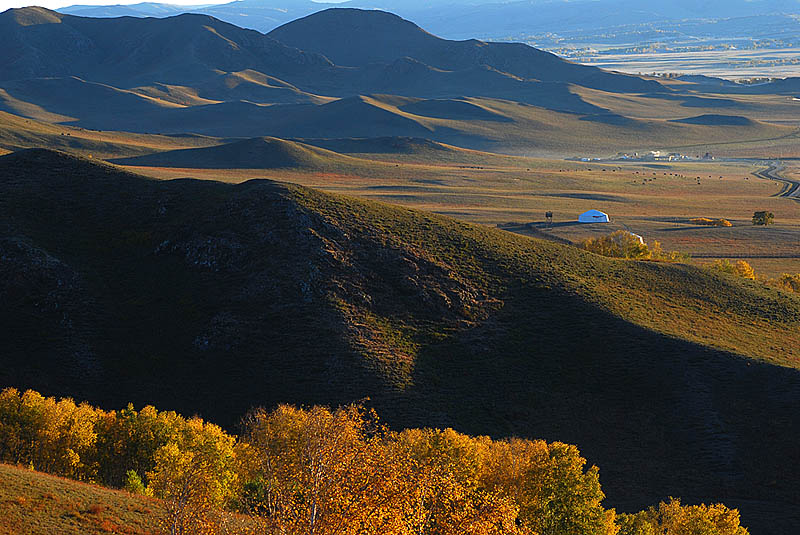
[0,464,161,535]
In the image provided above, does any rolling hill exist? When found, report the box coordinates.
[111,136,363,169]
[0,6,670,136]
[2,6,795,156]
[0,110,221,159]
[56,0,800,45]
[1,149,799,534]
[0,6,660,98]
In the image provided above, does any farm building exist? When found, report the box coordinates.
[578,209,610,223]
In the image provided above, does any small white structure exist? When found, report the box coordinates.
[628,232,644,244]
[578,209,610,223]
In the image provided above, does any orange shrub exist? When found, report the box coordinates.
[690,218,732,227]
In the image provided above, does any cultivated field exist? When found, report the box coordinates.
[580,48,800,79]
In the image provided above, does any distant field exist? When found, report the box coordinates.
[122,157,800,277]
[580,48,800,79]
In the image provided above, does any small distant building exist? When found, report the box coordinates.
[578,209,610,223]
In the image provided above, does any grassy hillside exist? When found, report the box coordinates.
[1,149,799,534]
[0,111,221,159]
[0,464,161,535]
[110,136,365,170]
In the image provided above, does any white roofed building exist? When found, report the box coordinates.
[578,209,610,223]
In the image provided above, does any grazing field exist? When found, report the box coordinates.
[122,157,800,277]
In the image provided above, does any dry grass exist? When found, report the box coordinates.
[0,464,161,535]
[121,157,800,276]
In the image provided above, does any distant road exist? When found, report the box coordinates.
[753,163,800,202]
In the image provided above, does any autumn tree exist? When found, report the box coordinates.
[241,404,411,535]
[394,428,524,535]
[93,403,185,488]
[0,388,98,480]
[581,231,650,260]
[710,260,756,280]
[147,417,238,535]
[751,211,774,225]
[617,498,748,535]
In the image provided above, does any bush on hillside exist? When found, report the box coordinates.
[710,260,756,280]
[648,240,691,262]
[124,470,146,495]
[580,231,689,263]
[580,230,650,260]
[772,273,800,294]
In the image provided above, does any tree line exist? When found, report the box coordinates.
[0,387,748,535]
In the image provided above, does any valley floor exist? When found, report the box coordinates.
[123,158,800,278]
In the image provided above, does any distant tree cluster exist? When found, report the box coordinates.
[579,231,689,262]
[0,387,749,535]
[752,211,774,226]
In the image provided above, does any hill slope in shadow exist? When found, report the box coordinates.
[0,6,662,127]
[1,149,799,534]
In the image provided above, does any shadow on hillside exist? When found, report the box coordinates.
[404,283,800,535]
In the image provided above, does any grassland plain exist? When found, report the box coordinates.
[2,149,800,534]
[122,154,800,277]
[6,110,795,275]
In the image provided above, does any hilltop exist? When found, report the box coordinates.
[1,149,799,533]
[267,8,661,94]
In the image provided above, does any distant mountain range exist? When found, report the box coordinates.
[0,6,658,94]
[57,0,800,44]
[0,5,681,149]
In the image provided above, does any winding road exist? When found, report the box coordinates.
[753,162,800,202]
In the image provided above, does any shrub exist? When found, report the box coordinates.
[580,230,649,259]
[649,240,691,262]
[710,260,755,280]
[581,232,688,263]
[690,217,732,227]
[124,470,146,495]
[766,273,800,294]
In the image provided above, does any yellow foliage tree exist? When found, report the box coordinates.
[617,498,748,535]
[147,417,238,535]
[0,388,98,480]
[241,404,409,535]
[581,231,650,260]
[711,260,756,280]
